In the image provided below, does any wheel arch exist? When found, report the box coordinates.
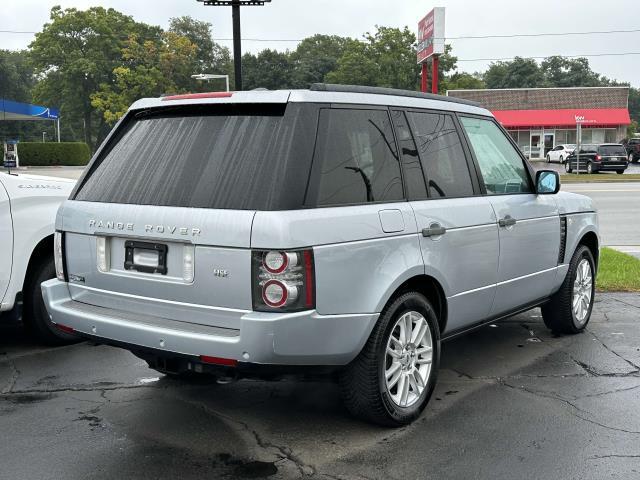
[577,230,599,271]
[23,234,54,292]
[381,275,448,335]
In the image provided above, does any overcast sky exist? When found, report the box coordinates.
[3,0,639,87]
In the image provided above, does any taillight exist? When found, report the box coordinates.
[595,154,602,161]
[54,231,66,281]
[252,249,315,312]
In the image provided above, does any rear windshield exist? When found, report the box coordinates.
[74,104,317,210]
[598,145,626,156]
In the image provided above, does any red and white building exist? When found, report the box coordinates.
[447,86,631,160]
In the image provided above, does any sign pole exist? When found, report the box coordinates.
[421,64,428,93]
[431,55,439,94]
[576,123,582,176]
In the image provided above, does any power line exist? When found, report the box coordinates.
[443,28,640,40]
[1,28,639,42]
[456,52,640,62]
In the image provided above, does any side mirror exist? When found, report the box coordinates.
[536,170,560,195]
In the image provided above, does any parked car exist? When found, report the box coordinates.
[43,85,599,426]
[565,143,629,174]
[0,171,77,344]
[623,138,640,163]
[546,144,575,164]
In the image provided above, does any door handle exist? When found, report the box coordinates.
[498,215,517,228]
[422,224,447,237]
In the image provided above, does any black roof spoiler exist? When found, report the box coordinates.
[310,83,482,108]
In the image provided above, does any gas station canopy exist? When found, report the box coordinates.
[0,98,59,121]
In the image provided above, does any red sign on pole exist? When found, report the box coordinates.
[417,7,445,64]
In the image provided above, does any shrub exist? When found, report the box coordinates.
[17,142,91,166]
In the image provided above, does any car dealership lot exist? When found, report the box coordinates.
[1,293,639,479]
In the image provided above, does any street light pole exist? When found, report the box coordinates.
[196,0,273,91]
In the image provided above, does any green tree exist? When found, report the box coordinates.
[484,57,545,89]
[540,56,604,87]
[91,32,198,125]
[168,16,231,91]
[29,6,159,149]
[326,26,417,90]
[324,40,379,86]
[241,49,294,90]
[0,50,34,102]
[442,71,486,92]
[290,34,353,88]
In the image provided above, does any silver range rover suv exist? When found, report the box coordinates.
[43,84,599,426]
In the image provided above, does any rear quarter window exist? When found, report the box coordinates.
[305,108,404,207]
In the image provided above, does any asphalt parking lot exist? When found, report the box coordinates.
[1,293,639,479]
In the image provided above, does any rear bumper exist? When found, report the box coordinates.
[42,279,378,366]
[592,162,628,171]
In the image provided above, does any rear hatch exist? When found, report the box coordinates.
[598,145,628,165]
[61,100,317,328]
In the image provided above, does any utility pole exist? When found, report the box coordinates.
[196,0,273,91]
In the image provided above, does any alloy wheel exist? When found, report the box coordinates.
[572,258,593,325]
[384,311,433,408]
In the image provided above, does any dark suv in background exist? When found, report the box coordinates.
[623,138,640,163]
[565,143,629,174]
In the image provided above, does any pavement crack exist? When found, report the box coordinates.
[499,378,640,435]
[588,454,640,460]
[0,383,162,397]
[605,294,640,311]
[586,328,640,372]
[178,396,316,476]
[0,360,20,394]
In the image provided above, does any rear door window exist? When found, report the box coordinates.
[407,111,474,198]
[74,104,316,211]
[460,116,532,195]
[305,109,404,206]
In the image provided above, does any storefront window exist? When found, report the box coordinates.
[591,129,605,144]
[555,130,568,144]
[517,130,530,155]
[605,129,617,143]
[567,130,577,144]
[581,129,592,144]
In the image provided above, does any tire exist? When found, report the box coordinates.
[541,245,595,335]
[617,170,625,175]
[23,257,80,345]
[587,162,593,174]
[565,161,572,173]
[340,292,440,427]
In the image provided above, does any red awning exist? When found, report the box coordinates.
[493,108,631,128]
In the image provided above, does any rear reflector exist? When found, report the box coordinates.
[162,92,233,101]
[200,355,238,367]
[55,323,75,334]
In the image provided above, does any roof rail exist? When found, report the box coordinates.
[310,83,481,108]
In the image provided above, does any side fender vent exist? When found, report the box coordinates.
[558,216,568,264]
